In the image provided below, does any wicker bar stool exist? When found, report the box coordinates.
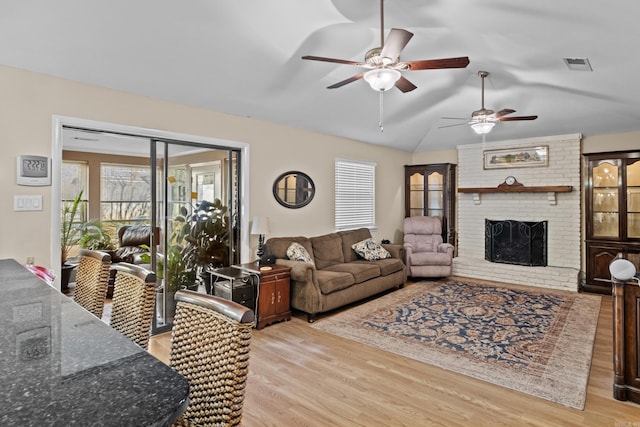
[109,263,156,349]
[73,249,111,318]
[170,289,255,427]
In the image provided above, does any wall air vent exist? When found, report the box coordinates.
[563,57,593,71]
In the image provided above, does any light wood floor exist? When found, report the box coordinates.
[148,279,640,427]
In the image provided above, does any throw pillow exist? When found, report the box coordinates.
[352,238,391,261]
[287,242,313,263]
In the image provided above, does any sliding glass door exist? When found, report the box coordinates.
[151,140,240,333]
[61,125,243,333]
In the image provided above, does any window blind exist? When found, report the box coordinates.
[335,159,376,230]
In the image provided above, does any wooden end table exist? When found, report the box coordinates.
[235,262,291,329]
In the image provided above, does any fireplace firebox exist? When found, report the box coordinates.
[485,219,547,267]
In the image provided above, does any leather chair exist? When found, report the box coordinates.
[403,216,454,278]
[107,225,158,298]
[113,225,158,264]
[170,290,254,427]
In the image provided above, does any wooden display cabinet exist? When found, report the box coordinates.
[584,151,640,294]
[404,163,457,244]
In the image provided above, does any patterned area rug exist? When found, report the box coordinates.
[311,281,602,409]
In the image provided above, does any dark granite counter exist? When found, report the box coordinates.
[0,259,189,426]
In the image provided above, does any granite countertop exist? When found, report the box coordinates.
[0,259,189,426]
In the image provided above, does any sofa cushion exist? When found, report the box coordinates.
[264,237,314,263]
[113,246,147,263]
[361,258,405,277]
[323,262,380,284]
[286,242,313,263]
[351,238,391,261]
[338,228,373,262]
[315,270,355,295]
[410,251,452,266]
[311,233,344,269]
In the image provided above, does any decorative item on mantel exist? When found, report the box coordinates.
[251,216,271,263]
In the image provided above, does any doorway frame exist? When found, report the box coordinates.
[50,115,251,285]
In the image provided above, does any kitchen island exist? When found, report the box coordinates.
[0,258,188,426]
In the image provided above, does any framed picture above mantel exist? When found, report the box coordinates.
[483,145,549,169]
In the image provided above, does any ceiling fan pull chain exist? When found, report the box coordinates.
[379,91,384,132]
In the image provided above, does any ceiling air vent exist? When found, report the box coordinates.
[563,57,593,71]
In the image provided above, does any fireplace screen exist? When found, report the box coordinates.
[485,219,547,267]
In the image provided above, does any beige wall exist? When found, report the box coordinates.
[582,131,640,154]
[410,149,457,165]
[0,65,412,272]
[2,64,636,277]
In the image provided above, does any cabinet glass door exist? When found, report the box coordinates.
[427,171,444,217]
[592,160,620,238]
[409,172,424,217]
[627,160,640,238]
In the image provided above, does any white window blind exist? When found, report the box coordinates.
[335,159,376,230]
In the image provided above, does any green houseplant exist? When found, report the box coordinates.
[61,190,85,266]
[61,190,93,290]
[79,221,115,251]
[174,198,231,292]
[61,190,110,290]
[175,198,230,270]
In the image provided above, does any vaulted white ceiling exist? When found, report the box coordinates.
[2,0,639,152]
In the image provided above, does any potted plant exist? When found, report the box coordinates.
[174,198,231,292]
[79,221,116,252]
[60,190,109,291]
[60,190,87,291]
[148,245,197,323]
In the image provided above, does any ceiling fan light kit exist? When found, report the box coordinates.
[470,121,495,135]
[363,68,401,92]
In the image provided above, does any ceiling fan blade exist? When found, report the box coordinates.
[498,115,538,121]
[380,28,413,62]
[327,73,365,89]
[405,56,470,70]
[491,109,516,119]
[395,76,417,93]
[302,55,362,66]
[439,122,469,129]
[441,116,469,120]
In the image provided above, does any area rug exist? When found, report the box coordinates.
[311,281,602,409]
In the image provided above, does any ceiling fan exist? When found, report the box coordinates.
[441,71,538,135]
[301,0,470,93]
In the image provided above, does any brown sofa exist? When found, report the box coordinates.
[263,228,407,322]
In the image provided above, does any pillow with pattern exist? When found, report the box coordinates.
[286,242,313,263]
[352,238,391,261]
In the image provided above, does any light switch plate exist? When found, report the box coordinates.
[14,195,43,211]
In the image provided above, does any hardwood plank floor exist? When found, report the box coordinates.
[148,280,640,426]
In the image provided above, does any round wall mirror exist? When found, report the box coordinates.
[273,171,315,209]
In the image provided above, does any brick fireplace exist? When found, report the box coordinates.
[453,134,582,291]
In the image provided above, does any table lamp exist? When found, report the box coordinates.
[251,216,271,262]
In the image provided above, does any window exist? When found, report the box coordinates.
[101,163,152,228]
[335,159,376,230]
[61,161,88,223]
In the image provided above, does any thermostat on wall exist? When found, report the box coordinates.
[17,155,51,186]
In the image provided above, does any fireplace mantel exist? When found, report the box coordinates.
[458,183,572,205]
[458,184,572,193]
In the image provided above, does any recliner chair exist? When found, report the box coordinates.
[403,216,454,278]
